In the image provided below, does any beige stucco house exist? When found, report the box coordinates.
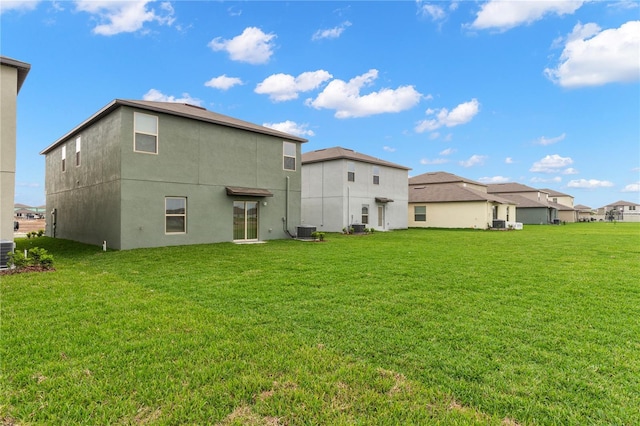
[0,56,30,267]
[487,183,558,225]
[541,188,577,222]
[408,171,517,229]
[598,200,640,222]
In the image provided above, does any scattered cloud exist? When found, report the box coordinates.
[530,176,562,183]
[420,158,449,165]
[209,27,276,64]
[305,69,422,118]
[621,182,640,192]
[459,154,487,168]
[383,146,396,152]
[255,70,333,102]
[530,154,573,173]
[263,120,314,137]
[142,89,203,106]
[469,0,584,32]
[415,98,480,133]
[312,21,351,40]
[478,176,510,184]
[562,167,579,175]
[439,148,456,156]
[417,2,445,21]
[505,157,514,164]
[567,179,614,188]
[535,132,566,146]
[545,21,640,88]
[204,75,243,90]
[0,0,41,15]
[74,0,175,36]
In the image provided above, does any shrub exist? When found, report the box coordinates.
[37,229,45,237]
[6,247,54,271]
[311,231,325,241]
[7,250,29,268]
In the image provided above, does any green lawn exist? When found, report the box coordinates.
[2,223,639,425]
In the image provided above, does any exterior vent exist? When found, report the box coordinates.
[297,225,316,239]
[0,240,15,269]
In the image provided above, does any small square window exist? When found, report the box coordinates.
[414,206,426,222]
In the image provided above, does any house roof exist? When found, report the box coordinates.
[225,186,273,197]
[487,182,549,194]
[40,99,307,155]
[409,183,515,204]
[495,193,552,208]
[575,204,592,210]
[603,200,640,208]
[0,56,31,93]
[540,188,572,198]
[409,171,484,187]
[301,146,411,170]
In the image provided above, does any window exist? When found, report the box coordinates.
[134,112,158,154]
[347,161,355,182]
[61,145,66,172]
[506,206,510,221]
[75,137,81,167]
[373,166,380,185]
[165,197,186,233]
[414,206,426,222]
[362,205,369,224]
[283,141,296,171]
[630,206,636,211]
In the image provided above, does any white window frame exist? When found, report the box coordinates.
[61,145,66,172]
[414,205,426,222]
[373,166,380,185]
[283,141,296,171]
[75,136,81,167]
[347,161,355,182]
[362,204,369,225]
[134,112,159,154]
[165,197,187,234]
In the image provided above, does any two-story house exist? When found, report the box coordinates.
[301,147,410,232]
[540,188,577,222]
[408,171,517,229]
[40,99,307,250]
[487,183,558,224]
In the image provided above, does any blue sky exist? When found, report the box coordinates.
[2,0,639,209]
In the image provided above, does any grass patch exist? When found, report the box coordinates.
[2,223,639,424]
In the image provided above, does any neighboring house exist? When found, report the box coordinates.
[408,171,517,229]
[0,56,30,268]
[40,99,307,250]
[598,200,640,222]
[487,183,558,224]
[301,147,410,232]
[574,204,594,221]
[540,188,577,222]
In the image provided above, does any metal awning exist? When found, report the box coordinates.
[375,197,394,203]
[225,186,274,197]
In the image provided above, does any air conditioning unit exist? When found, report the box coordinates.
[0,240,15,269]
[492,220,506,229]
[350,224,367,233]
[296,225,316,239]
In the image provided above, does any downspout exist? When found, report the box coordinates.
[284,176,294,238]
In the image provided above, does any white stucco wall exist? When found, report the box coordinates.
[0,64,18,241]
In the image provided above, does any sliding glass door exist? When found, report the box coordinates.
[233,201,258,241]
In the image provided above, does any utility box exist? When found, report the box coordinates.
[351,224,367,233]
[492,220,506,229]
[0,240,15,269]
[296,225,316,239]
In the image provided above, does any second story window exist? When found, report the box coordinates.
[75,136,81,167]
[347,161,355,182]
[283,141,296,171]
[373,166,380,185]
[61,145,66,172]
[134,112,158,154]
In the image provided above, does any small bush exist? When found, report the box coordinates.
[37,229,45,237]
[7,250,29,268]
[311,231,325,241]
[6,247,54,271]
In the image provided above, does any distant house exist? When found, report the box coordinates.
[540,188,577,222]
[1,56,30,266]
[408,171,517,229]
[487,183,558,224]
[574,204,594,221]
[40,99,307,250]
[598,200,640,222]
[301,147,410,232]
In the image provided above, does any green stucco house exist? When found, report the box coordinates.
[40,100,307,250]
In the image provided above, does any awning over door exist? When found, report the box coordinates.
[225,186,274,197]
[375,197,394,203]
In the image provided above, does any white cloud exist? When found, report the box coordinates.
[567,179,614,188]
[545,21,640,88]
[439,148,456,156]
[209,27,276,64]
[142,89,203,106]
[469,1,584,31]
[417,2,446,21]
[383,146,396,152]
[74,1,175,36]
[530,176,562,183]
[459,154,487,168]
[505,157,514,164]
[415,98,480,133]
[530,154,573,173]
[478,176,510,184]
[535,132,566,146]
[562,167,579,175]
[262,120,314,137]
[0,0,41,14]
[204,75,243,91]
[622,182,640,192]
[305,69,422,118]
[312,21,351,41]
[420,158,449,165]
[255,70,333,102]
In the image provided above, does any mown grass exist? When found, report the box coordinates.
[2,223,639,425]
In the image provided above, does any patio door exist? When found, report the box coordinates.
[233,201,258,241]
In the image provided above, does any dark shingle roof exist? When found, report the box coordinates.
[409,183,514,204]
[409,171,484,186]
[301,146,410,170]
[487,182,548,194]
[41,99,307,155]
